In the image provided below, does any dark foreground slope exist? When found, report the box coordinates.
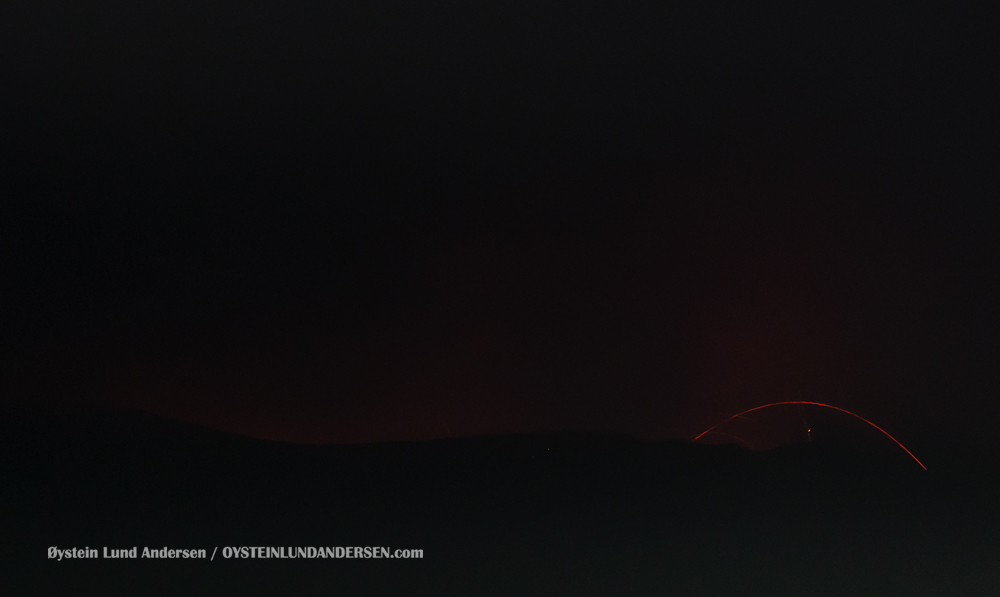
[1,407,997,596]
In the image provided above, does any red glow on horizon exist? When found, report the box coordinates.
[694,401,927,470]
[704,431,755,450]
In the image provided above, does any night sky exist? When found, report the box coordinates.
[2,1,996,455]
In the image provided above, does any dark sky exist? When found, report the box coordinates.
[1,1,996,453]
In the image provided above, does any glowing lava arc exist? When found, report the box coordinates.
[694,401,927,470]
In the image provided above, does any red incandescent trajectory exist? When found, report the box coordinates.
[694,401,927,470]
